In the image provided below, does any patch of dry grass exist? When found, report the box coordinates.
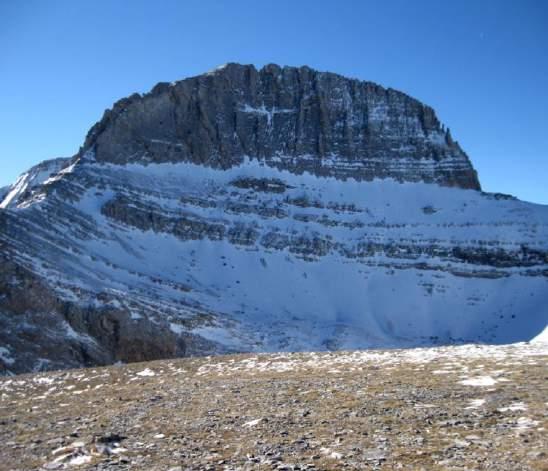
[0,344,547,470]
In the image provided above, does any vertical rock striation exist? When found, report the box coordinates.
[84,63,480,189]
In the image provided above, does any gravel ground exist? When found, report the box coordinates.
[1,343,547,470]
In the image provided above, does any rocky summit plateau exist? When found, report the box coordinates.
[0,63,547,375]
[1,343,547,470]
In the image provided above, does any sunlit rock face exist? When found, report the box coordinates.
[85,63,480,189]
[1,64,547,375]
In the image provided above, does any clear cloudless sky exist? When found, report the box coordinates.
[1,0,547,203]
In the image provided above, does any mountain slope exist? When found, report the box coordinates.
[1,64,547,375]
[0,157,70,209]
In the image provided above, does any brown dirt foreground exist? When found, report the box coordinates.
[1,343,547,471]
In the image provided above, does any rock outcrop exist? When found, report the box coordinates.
[83,63,480,189]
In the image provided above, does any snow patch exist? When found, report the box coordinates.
[136,368,156,377]
[531,325,548,343]
[465,398,486,409]
[460,376,497,387]
[240,104,296,126]
[243,418,262,427]
[515,417,539,430]
[498,402,527,412]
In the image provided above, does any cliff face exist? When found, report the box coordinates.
[84,63,480,189]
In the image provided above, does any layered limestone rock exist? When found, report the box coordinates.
[83,63,480,190]
[0,250,218,375]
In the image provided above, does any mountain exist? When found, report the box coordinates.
[1,63,547,375]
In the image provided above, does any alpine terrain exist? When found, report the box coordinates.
[1,63,547,375]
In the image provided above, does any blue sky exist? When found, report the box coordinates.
[1,0,547,203]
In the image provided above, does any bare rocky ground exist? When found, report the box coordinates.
[1,343,547,470]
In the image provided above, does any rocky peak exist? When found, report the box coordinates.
[82,63,480,190]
